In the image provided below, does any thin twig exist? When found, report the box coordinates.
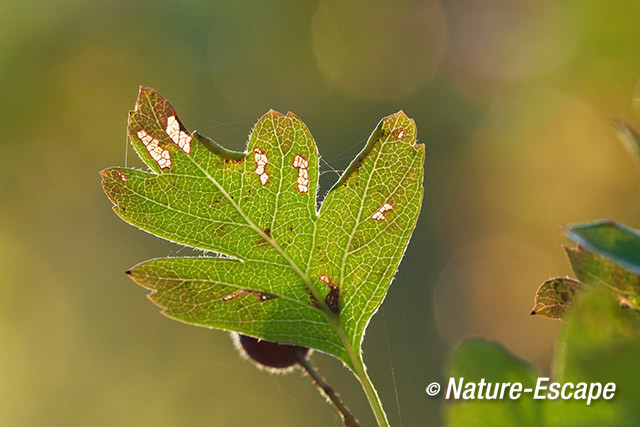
[295,352,361,427]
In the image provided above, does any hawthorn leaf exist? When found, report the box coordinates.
[565,245,640,309]
[530,277,581,320]
[101,87,425,373]
[445,339,543,426]
[531,243,640,320]
[552,287,640,425]
[565,220,640,276]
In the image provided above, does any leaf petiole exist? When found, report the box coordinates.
[331,316,390,427]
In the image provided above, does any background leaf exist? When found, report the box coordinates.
[551,288,640,426]
[531,277,581,320]
[447,289,640,426]
[565,221,640,275]
[565,245,640,309]
[445,339,542,426]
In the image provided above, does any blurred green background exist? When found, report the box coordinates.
[2,0,640,425]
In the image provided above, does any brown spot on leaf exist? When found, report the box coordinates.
[213,224,231,238]
[309,292,321,308]
[224,157,244,166]
[319,275,339,314]
[255,236,269,247]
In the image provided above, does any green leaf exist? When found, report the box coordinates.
[565,220,640,276]
[531,277,581,320]
[551,287,640,426]
[565,245,640,309]
[612,119,640,168]
[101,87,424,426]
[446,290,640,426]
[445,339,543,427]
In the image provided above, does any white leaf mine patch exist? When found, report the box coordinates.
[371,202,393,221]
[136,129,172,169]
[165,115,192,154]
[222,289,277,302]
[395,128,406,139]
[222,289,246,301]
[114,170,127,182]
[292,154,309,193]
[253,147,269,186]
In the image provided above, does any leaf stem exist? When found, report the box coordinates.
[353,359,389,427]
[330,318,390,427]
[295,352,360,427]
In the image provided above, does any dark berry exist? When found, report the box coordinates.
[234,333,310,371]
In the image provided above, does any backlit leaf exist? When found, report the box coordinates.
[101,87,425,372]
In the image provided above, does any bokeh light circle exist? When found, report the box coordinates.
[312,0,447,101]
